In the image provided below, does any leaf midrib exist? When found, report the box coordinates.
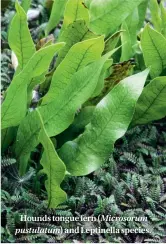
[78,90,131,156]
[44,68,98,129]
[147,27,165,73]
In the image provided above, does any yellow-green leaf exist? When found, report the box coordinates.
[2,43,65,129]
[62,0,89,29]
[8,1,35,74]
[149,0,162,32]
[38,110,67,208]
[121,8,139,61]
[16,110,41,175]
[131,76,166,126]
[42,36,105,105]
[89,0,145,36]
[141,24,166,78]
[103,30,123,55]
[21,0,31,13]
[59,69,149,176]
[40,56,109,137]
[45,0,68,35]
[120,21,133,61]
[138,0,149,30]
[1,127,17,153]
[56,20,97,66]
[16,55,109,172]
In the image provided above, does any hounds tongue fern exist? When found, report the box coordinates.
[59,69,149,176]
[8,0,35,74]
[2,43,65,129]
[38,110,67,208]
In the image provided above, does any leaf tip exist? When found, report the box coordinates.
[15,0,26,16]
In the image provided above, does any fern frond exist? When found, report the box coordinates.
[55,210,73,217]
[122,152,139,164]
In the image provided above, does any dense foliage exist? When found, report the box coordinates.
[1,0,166,243]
